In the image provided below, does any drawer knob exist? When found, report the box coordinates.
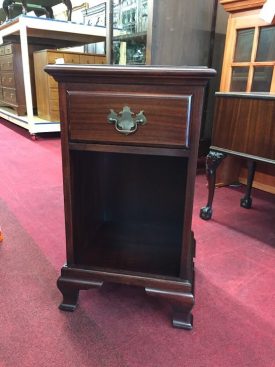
[108,106,147,135]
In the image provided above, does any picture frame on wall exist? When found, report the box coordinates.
[82,2,106,53]
[83,2,106,27]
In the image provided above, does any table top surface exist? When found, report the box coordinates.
[216,91,275,99]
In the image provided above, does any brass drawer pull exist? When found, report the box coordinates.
[107,106,147,135]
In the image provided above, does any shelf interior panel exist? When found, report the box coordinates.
[71,150,188,277]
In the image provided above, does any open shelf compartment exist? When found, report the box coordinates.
[70,150,188,278]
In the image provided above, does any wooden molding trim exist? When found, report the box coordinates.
[220,0,266,12]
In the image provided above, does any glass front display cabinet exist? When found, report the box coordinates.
[112,0,148,64]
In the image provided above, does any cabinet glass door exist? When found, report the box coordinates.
[228,25,275,93]
[112,0,148,65]
[256,26,275,61]
[234,28,254,62]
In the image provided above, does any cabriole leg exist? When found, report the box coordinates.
[200,150,227,220]
[240,160,256,209]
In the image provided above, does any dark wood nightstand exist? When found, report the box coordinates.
[46,65,215,329]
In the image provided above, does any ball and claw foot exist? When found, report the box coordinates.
[200,206,212,220]
[240,197,252,209]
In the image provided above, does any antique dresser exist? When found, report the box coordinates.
[46,65,215,329]
[0,42,42,115]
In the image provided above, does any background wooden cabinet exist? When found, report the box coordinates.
[0,16,106,134]
[109,0,226,149]
[0,42,44,116]
[111,0,218,66]
[220,0,275,93]
[214,0,275,193]
[34,49,106,121]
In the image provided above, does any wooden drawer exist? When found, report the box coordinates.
[47,52,63,64]
[1,73,15,88]
[68,91,192,148]
[49,98,59,110]
[49,109,60,121]
[48,75,58,88]
[64,53,80,64]
[94,56,106,64]
[0,44,14,57]
[0,55,13,71]
[48,87,58,100]
[4,44,13,55]
[3,88,17,105]
[79,54,96,64]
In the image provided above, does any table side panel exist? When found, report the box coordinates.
[212,96,275,161]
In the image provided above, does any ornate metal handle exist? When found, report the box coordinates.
[107,106,147,135]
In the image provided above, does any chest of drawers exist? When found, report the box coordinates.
[46,65,215,329]
[0,42,42,116]
[34,50,106,122]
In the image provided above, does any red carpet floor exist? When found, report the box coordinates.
[0,119,274,367]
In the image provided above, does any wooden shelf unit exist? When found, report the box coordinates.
[0,41,44,116]
[34,49,106,122]
[0,15,106,135]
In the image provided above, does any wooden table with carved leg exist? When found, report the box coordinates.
[46,64,215,329]
[200,92,275,220]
